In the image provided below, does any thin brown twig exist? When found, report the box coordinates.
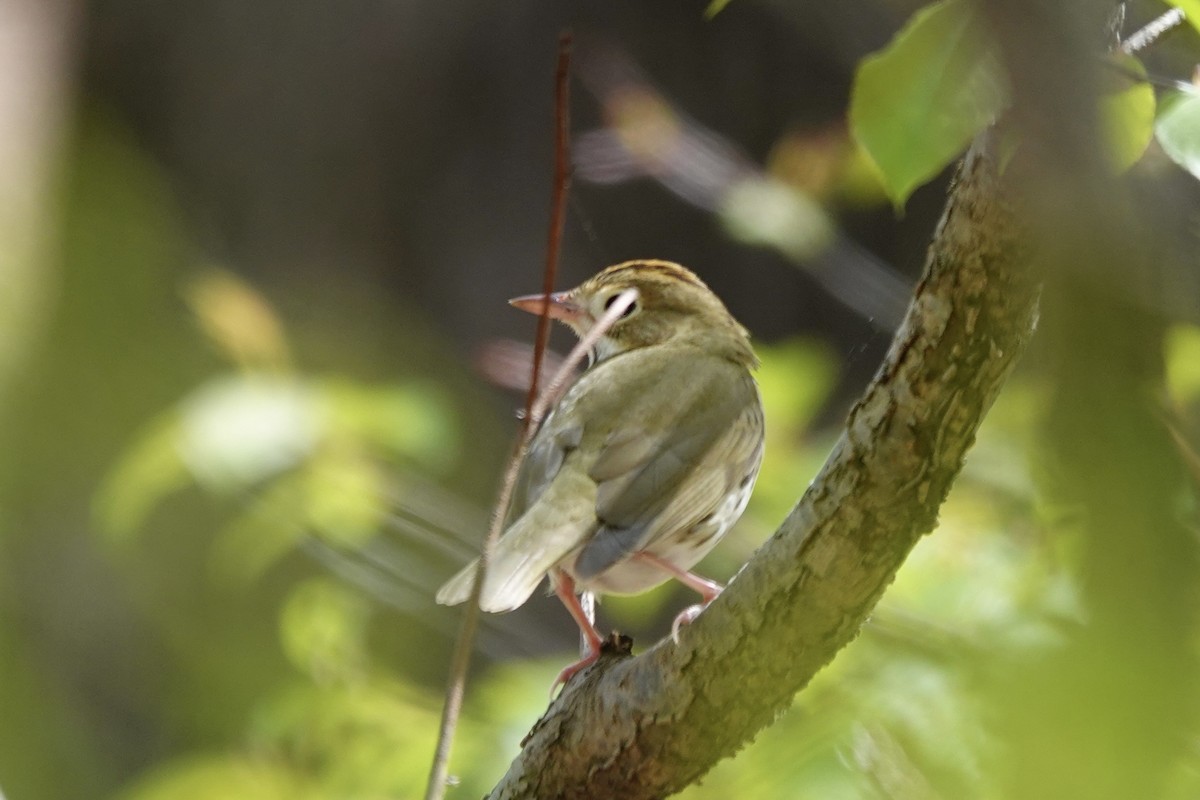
[424,31,574,800]
[528,289,636,427]
[421,290,634,799]
[524,31,574,429]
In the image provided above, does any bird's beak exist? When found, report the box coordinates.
[508,291,587,325]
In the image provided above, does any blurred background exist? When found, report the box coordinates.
[2,0,1200,797]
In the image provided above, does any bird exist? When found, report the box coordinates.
[436,259,764,687]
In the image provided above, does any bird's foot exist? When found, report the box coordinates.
[671,601,713,644]
[632,553,725,645]
[550,647,600,697]
[549,632,634,697]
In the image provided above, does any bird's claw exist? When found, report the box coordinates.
[671,602,709,644]
[549,648,600,698]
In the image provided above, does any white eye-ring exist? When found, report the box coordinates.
[603,293,638,319]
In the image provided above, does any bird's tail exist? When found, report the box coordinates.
[435,539,565,613]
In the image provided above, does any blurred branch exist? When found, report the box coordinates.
[0,0,77,408]
[977,2,1199,797]
[574,43,911,330]
[487,126,1037,796]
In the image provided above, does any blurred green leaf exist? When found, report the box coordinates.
[859,659,984,793]
[210,457,388,584]
[1166,324,1200,404]
[704,0,733,20]
[184,269,292,370]
[1156,89,1200,181]
[749,338,838,523]
[209,473,309,584]
[119,756,313,800]
[1100,55,1156,172]
[94,411,191,541]
[755,338,838,433]
[850,0,1007,208]
[321,379,458,472]
[280,579,370,682]
[98,372,458,549]
[302,454,387,549]
[180,376,320,491]
[718,178,835,260]
[251,678,455,798]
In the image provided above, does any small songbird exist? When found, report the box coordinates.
[437,259,764,685]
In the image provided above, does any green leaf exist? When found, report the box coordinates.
[704,0,733,19]
[1166,324,1200,404]
[1155,89,1200,180]
[300,453,387,549]
[209,473,309,583]
[750,339,838,525]
[280,579,370,681]
[320,379,458,471]
[118,756,313,800]
[93,412,191,541]
[1099,54,1156,172]
[718,178,835,260]
[850,0,1008,208]
[179,375,320,490]
[251,679,460,797]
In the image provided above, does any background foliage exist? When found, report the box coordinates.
[2,1,1200,798]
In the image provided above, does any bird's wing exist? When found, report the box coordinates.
[435,410,592,612]
[574,358,760,580]
[436,350,760,611]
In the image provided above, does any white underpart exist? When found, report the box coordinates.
[578,468,759,596]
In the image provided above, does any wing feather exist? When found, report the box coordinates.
[575,359,760,580]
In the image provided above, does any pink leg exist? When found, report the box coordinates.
[635,553,724,642]
[550,570,604,694]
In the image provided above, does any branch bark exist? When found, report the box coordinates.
[487,133,1037,798]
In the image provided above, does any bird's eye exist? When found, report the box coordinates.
[604,294,638,319]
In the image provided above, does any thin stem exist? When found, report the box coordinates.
[424,31,574,800]
[524,31,574,428]
[528,288,637,428]
[1120,8,1185,55]
[423,288,634,800]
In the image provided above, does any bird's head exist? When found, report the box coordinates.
[509,259,757,367]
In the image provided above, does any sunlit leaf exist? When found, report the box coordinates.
[1155,89,1200,180]
[858,659,984,793]
[185,269,291,370]
[833,142,891,207]
[94,412,191,541]
[280,579,371,682]
[756,338,838,432]
[718,178,835,260]
[251,679,459,797]
[1166,324,1200,404]
[321,379,458,471]
[850,0,1007,208]
[749,338,838,524]
[180,376,320,490]
[704,0,733,19]
[209,473,309,584]
[119,756,312,800]
[301,455,387,549]
[1100,54,1156,171]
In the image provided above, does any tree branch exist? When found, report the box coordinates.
[487,132,1037,798]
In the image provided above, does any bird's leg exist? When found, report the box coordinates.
[635,552,725,643]
[549,569,605,694]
